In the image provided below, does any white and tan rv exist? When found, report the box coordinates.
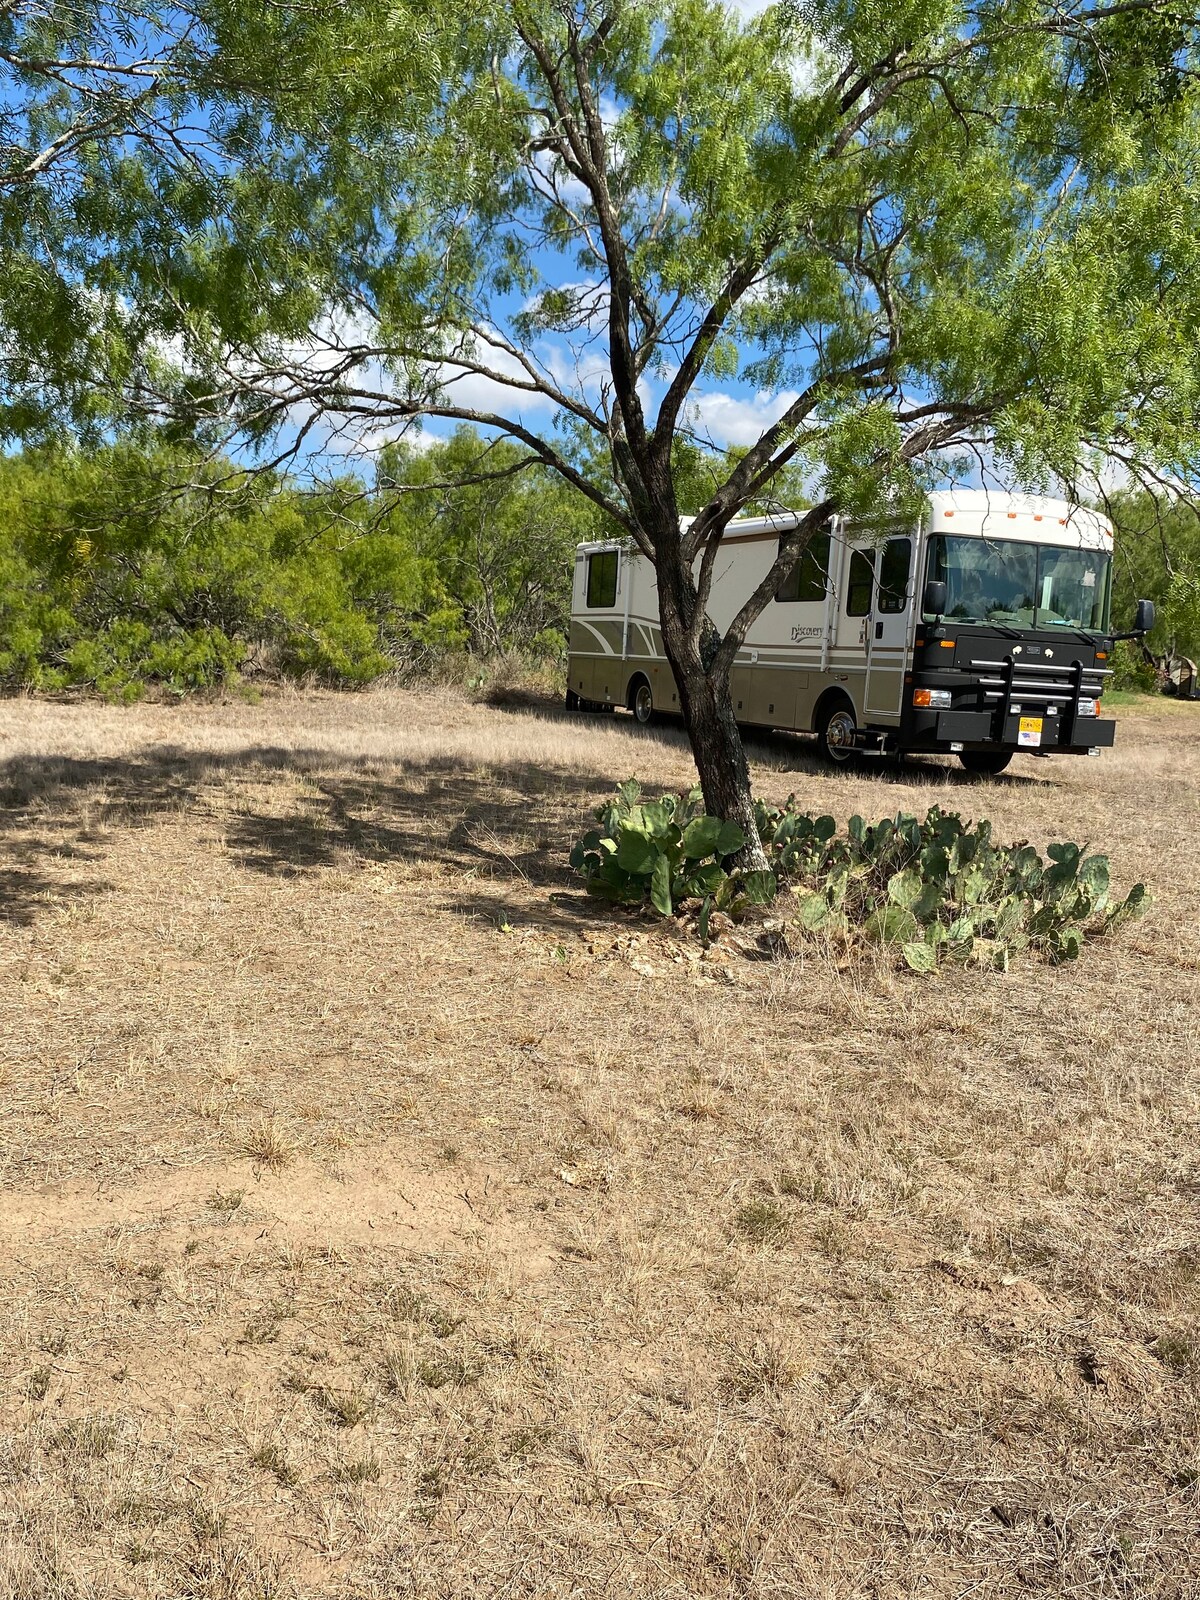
[566,489,1154,774]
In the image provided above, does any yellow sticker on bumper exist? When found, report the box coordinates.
[1018,716,1043,748]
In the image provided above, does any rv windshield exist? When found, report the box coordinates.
[927,536,1111,632]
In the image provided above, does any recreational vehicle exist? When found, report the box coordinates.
[566,489,1154,774]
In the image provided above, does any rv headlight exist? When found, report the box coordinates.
[1077,696,1101,717]
[913,688,952,709]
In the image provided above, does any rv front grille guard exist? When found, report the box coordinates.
[969,656,1112,742]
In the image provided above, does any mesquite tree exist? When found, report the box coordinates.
[129,0,1200,866]
[0,0,219,437]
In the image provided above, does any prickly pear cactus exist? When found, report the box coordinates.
[754,798,1148,971]
[570,780,772,920]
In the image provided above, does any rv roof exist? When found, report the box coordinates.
[576,491,1113,555]
[926,490,1112,551]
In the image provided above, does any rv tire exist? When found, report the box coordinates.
[958,751,1013,777]
[565,689,580,711]
[815,696,859,765]
[628,675,656,725]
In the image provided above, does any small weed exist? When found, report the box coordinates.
[379,1340,415,1396]
[723,1336,800,1401]
[507,1426,551,1459]
[241,1302,289,1346]
[243,1119,295,1169]
[26,1364,51,1401]
[250,1441,299,1488]
[734,1197,790,1247]
[380,1282,462,1337]
[776,1168,827,1202]
[38,1330,69,1356]
[436,1143,461,1163]
[315,1386,375,1428]
[123,1539,155,1567]
[417,1462,448,1501]
[425,1305,464,1340]
[186,1497,226,1543]
[52,1415,119,1461]
[812,1216,851,1260]
[381,1283,425,1321]
[334,1452,380,1485]
[206,1188,245,1217]
[416,1353,481,1389]
[1155,1334,1196,1375]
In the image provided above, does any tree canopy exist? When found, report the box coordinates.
[9,0,1200,838]
[0,0,226,436]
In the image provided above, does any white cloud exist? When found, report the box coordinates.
[685,388,800,448]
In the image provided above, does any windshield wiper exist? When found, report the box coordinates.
[1044,623,1100,646]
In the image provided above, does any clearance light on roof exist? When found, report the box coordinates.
[1007,511,1017,518]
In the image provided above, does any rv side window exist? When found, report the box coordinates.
[877,537,912,614]
[775,530,831,603]
[586,550,619,608]
[846,549,874,616]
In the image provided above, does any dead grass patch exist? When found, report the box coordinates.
[0,685,1198,1596]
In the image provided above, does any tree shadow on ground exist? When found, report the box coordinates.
[0,744,627,926]
[0,714,1051,928]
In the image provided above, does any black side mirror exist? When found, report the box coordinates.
[1134,598,1155,635]
[923,578,947,617]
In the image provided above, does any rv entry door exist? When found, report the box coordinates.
[863,536,913,723]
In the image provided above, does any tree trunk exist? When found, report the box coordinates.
[657,585,770,874]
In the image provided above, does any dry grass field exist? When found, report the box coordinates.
[0,684,1197,1599]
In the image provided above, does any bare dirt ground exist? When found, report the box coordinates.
[0,685,1197,1599]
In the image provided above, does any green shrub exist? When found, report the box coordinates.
[572,787,1149,972]
[0,426,600,700]
[757,799,1148,971]
[1108,640,1159,693]
[569,780,775,925]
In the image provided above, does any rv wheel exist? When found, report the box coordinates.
[565,688,580,711]
[630,677,656,725]
[817,699,858,764]
[958,751,1012,777]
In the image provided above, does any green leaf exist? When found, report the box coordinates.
[794,891,830,931]
[640,798,674,838]
[1049,926,1084,963]
[1106,882,1149,929]
[864,906,918,945]
[680,815,723,858]
[902,940,939,972]
[715,820,747,857]
[650,851,672,916]
[911,881,945,924]
[677,861,726,896]
[615,829,657,874]
[887,865,924,909]
[1077,855,1111,904]
[740,869,777,905]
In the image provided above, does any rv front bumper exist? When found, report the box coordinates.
[906,707,1116,752]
